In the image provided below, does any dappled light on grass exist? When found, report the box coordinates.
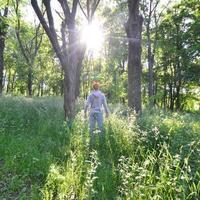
[41,111,200,199]
[0,98,200,199]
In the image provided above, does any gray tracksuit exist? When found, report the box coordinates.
[84,90,109,133]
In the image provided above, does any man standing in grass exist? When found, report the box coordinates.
[84,80,109,144]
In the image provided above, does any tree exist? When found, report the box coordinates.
[0,1,8,95]
[125,0,143,113]
[31,0,100,119]
[156,0,200,110]
[14,0,43,96]
[141,0,159,106]
[4,27,62,96]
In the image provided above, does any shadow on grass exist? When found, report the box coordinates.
[0,97,74,199]
[87,122,126,200]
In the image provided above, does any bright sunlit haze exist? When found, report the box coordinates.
[80,19,105,56]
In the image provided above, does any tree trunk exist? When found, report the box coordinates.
[64,30,85,119]
[63,72,76,119]
[147,28,154,105]
[32,0,81,119]
[60,72,64,96]
[37,82,40,96]
[126,0,143,114]
[75,64,81,99]
[11,72,16,92]
[163,80,167,109]
[41,80,44,96]
[163,64,167,109]
[0,39,5,95]
[154,81,158,106]
[143,0,158,107]
[0,6,8,96]
[175,23,182,111]
[169,82,174,111]
[15,0,43,97]
[6,68,11,93]
[175,60,182,110]
[28,67,33,96]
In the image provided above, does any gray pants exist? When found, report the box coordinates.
[89,111,104,143]
[89,111,103,132]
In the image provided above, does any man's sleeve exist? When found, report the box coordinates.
[103,95,109,114]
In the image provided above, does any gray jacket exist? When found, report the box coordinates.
[84,90,109,114]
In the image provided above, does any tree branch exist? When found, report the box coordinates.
[57,0,71,23]
[55,9,64,21]
[43,0,57,39]
[78,0,101,22]
[78,0,88,19]
[14,0,30,65]
[61,21,67,63]
[31,0,63,60]
[34,23,43,58]
[71,0,79,20]
[91,0,100,19]
[87,0,90,20]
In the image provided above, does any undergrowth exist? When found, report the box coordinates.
[0,97,199,199]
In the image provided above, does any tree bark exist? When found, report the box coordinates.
[169,83,174,111]
[0,6,8,96]
[169,64,175,111]
[0,39,5,95]
[75,47,86,98]
[163,64,167,109]
[126,0,143,114]
[63,28,80,119]
[27,68,33,96]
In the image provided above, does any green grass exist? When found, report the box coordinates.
[0,97,199,199]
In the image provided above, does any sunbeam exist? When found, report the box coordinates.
[80,19,104,56]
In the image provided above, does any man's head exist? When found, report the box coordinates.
[93,80,100,90]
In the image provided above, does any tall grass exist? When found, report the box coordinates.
[0,97,199,199]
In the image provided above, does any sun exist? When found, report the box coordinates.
[80,19,104,55]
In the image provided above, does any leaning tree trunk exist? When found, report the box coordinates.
[31,0,99,120]
[126,0,143,114]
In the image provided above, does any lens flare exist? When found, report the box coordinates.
[81,20,104,55]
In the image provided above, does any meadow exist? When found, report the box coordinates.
[0,97,199,199]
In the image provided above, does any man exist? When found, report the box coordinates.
[84,80,109,143]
